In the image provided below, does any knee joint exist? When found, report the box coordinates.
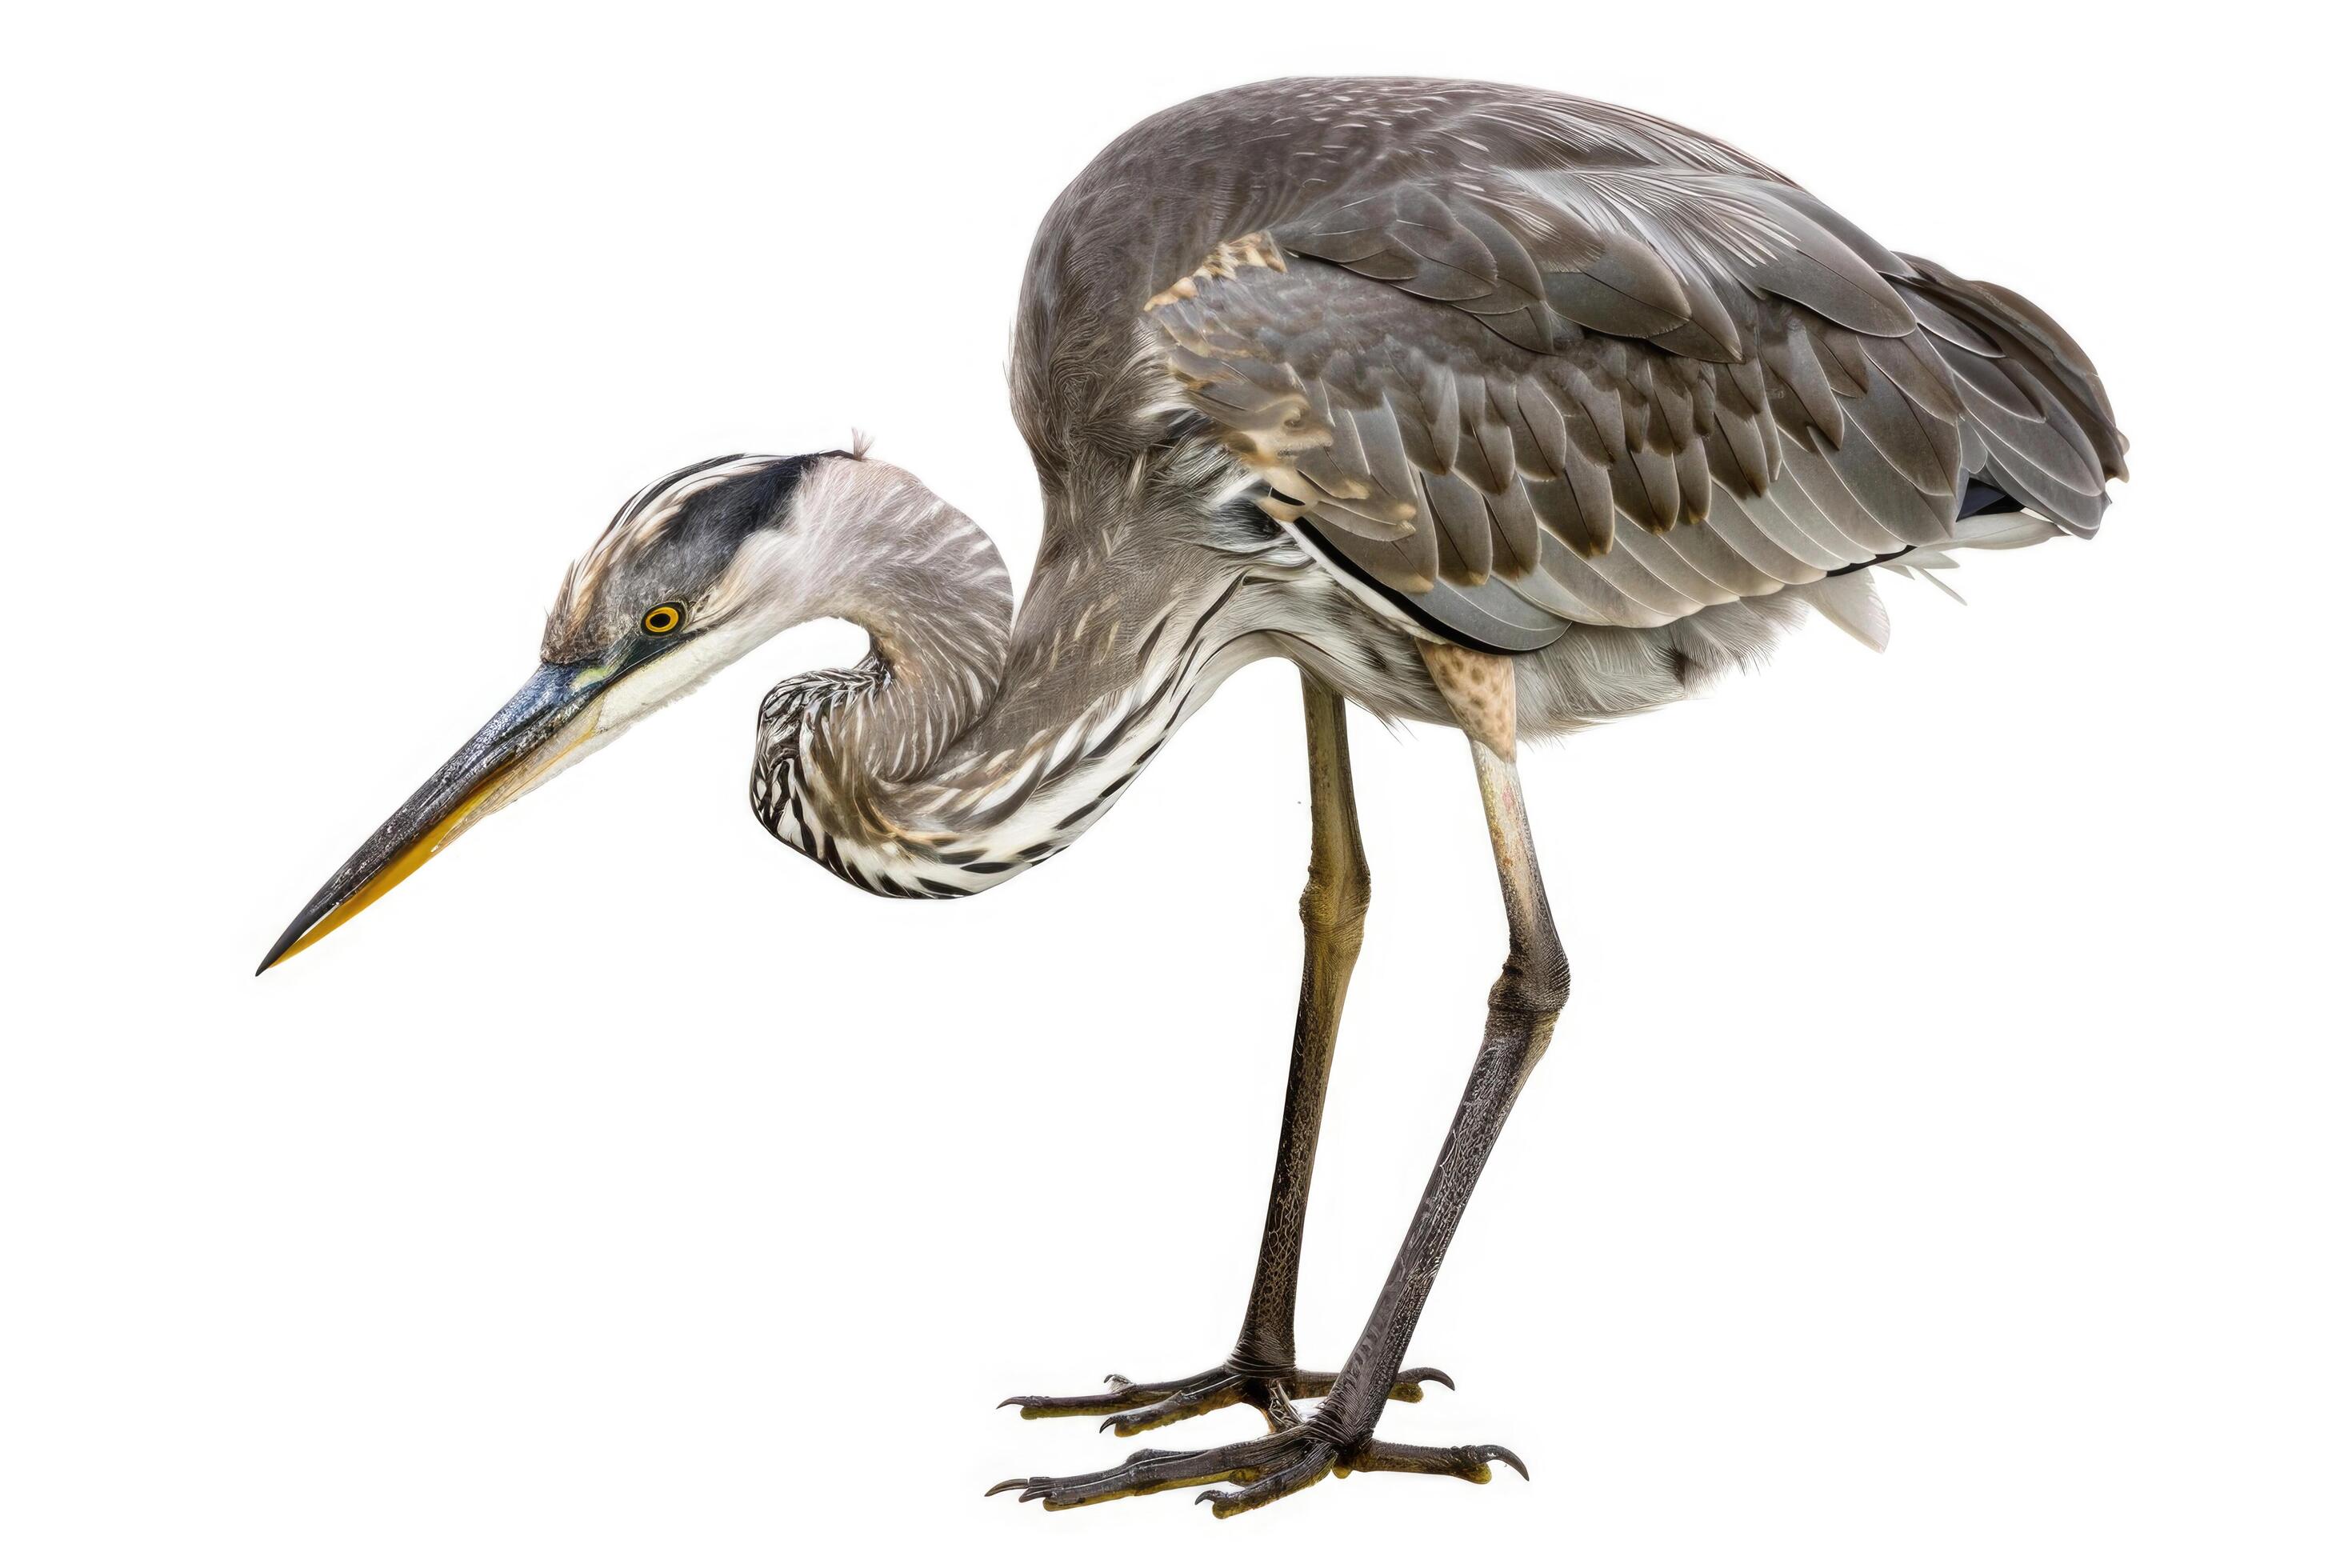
[1299,862,1371,938]
[1490,945,1569,1018]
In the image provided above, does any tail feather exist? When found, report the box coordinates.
[1794,258,2120,653]
[1892,254,2130,538]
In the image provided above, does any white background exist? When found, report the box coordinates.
[4,3,2343,1563]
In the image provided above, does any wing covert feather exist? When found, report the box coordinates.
[1138,122,2122,645]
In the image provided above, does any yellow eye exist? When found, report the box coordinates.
[642,602,684,636]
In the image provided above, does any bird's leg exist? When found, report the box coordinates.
[997,649,1559,1515]
[1000,673,1446,1438]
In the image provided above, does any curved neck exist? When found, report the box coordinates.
[752,474,1290,898]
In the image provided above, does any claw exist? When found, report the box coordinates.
[985,1477,1036,1498]
[1335,1437,1530,1486]
[993,1423,1516,1515]
[1382,1365,1454,1402]
[999,1371,1165,1421]
[1002,1358,1463,1444]
[1004,1362,1288,1434]
[1483,1444,1530,1482]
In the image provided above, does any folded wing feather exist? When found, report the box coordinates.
[1145,163,2122,650]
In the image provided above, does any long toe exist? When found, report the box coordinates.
[1102,1374,1250,1436]
[998,1373,1158,1420]
[1006,1360,1452,1430]
[1196,1440,1342,1518]
[995,1434,1298,1510]
[1004,1360,1384,1437]
[1341,1439,1530,1484]
[1283,1365,1454,1404]
[990,1425,1522,1515]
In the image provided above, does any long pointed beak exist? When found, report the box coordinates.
[257,662,610,974]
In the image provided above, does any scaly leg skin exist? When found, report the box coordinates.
[998,1366,1454,1439]
[1001,675,1450,1438]
[997,650,1562,1515]
[986,1434,1526,1513]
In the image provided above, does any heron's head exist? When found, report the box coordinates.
[258,450,859,972]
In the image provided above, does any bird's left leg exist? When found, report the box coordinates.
[999,673,1446,1436]
[996,647,1557,1515]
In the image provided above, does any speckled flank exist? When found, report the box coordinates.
[1418,640,1517,758]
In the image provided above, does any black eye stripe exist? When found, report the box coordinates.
[642,602,685,635]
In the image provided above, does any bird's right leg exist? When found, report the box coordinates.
[1000,673,1446,1437]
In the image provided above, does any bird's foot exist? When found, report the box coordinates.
[998,1362,1450,1438]
[988,1425,1526,1517]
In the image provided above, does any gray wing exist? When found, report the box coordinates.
[1146,166,2126,646]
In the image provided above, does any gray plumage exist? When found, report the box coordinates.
[261,76,2124,910]
[710,77,2122,899]
[262,78,2126,1515]
[1024,78,2122,650]
[265,76,2127,940]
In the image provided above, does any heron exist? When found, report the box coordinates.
[260,78,2126,1517]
